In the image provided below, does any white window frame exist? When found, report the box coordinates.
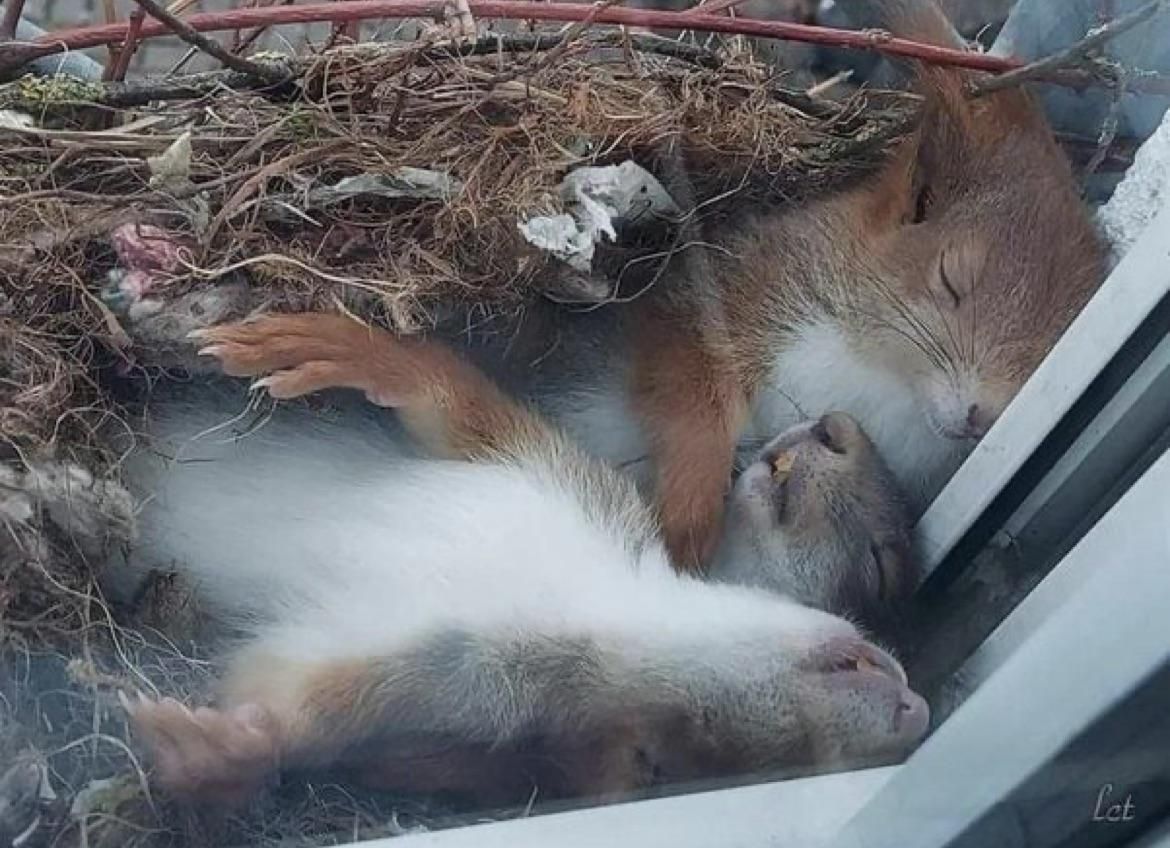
[333,194,1170,848]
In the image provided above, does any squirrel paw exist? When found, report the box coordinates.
[192,313,406,405]
[121,692,278,806]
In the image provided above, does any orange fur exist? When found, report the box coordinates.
[123,696,280,807]
[620,3,1104,568]
[628,302,747,574]
[197,314,551,463]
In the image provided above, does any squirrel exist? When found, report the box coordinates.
[452,0,1110,575]
[709,411,915,643]
[118,312,928,808]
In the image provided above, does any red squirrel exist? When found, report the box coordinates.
[118,312,927,807]
[483,0,1108,573]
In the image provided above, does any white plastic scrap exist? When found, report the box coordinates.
[308,168,462,205]
[519,161,681,273]
[266,168,463,223]
[69,775,142,820]
[0,110,35,130]
[144,131,212,233]
[1098,107,1170,262]
[146,131,192,186]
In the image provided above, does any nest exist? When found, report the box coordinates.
[0,31,916,847]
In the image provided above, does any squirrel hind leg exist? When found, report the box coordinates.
[121,692,279,807]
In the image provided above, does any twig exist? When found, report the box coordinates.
[806,69,853,98]
[0,0,28,40]
[520,0,627,75]
[127,0,290,83]
[0,31,723,113]
[234,0,297,56]
[107,9,146,83]
[166,0,202,17]
[334,0,362,44]
[100,0,120,77]
[685,0,752,15]
[1083,68,1126,178]
[205,139,349,243]
[1057,130,1135,173]
[8,0,1170,96]
[970,0,1167,96]
[8,1,1034,72]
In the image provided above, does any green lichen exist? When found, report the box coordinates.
[250,50,291,63]
[13,73,105,106]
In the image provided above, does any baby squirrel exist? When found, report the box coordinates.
[119,312,927,808]
[473,0,1108,574]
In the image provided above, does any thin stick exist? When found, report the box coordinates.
[0,0,27,40]
[0,32,725,112]
[9,0,1170,96]
[521,0,628,74]
[685,0,753,15]
[107,9,146,82]
[235,0,297,56]
[16,1,1030,70]
[100,0,120,76]
[1083,69,1125,178]
[166,0,202,17]
[970,0,1167,96]
[1056,130,1135,173]
[128,0,290,82]
[806,68,853,98]
[231,0,263,51]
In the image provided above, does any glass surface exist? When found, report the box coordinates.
[3,1,1167,846]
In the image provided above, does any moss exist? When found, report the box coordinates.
[250,49,291,63]
[12,73,105,106]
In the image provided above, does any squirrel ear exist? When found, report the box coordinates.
[839,0,1053,140]
[861,132,926,229]
[870,540,917,602]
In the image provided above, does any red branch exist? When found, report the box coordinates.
[682,0,755,16]
[0,0,28,40]
[23,0,1022,71]
[106,8,145,82]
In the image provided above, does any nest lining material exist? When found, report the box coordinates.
[0,31,916,847]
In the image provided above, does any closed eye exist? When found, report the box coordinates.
[912,185,933,224]
[635,747,665,784]
[870,543,888,600]
[773,475,790,523]
[938,254,961,308]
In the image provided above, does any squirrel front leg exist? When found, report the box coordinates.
[194,313,661,552]
[193,313,554,465]
[628,302,747,575]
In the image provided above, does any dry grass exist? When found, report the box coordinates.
[0,31,915,847]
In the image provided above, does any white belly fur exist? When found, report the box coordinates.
[755,321,967,510]
[549,321,968,512]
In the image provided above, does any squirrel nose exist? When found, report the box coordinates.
[966,404,991,438]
